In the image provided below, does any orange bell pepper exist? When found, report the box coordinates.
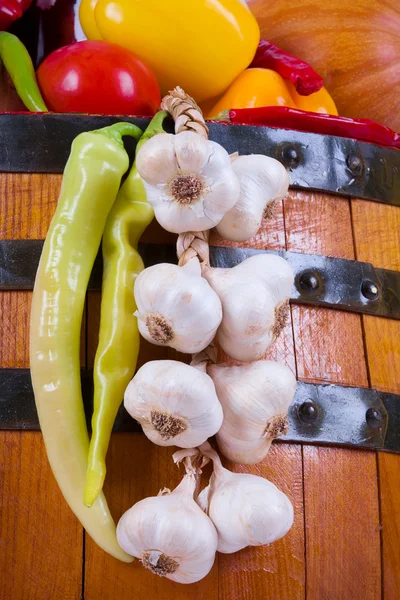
[207,68,338,118]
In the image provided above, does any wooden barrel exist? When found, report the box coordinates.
[1,114,399,600]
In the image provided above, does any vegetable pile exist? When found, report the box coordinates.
[2,0,399,148]
[30,86,297,581]
[19,0,400,587]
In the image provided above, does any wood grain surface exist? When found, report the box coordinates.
[284,190,381,600]
[0,153,399,600]
[0,173,84,600]
[352,199,400,599]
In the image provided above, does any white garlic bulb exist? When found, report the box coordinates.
[134,257,222,353]
[208,360,296,464]
[117,461,218,584]
[124,360,223,448]
[195,443,294,554]
[136,131,240,234]
[216,154,289,242]
[202,254,294,362]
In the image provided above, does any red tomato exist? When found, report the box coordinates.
[0,0,32,31]
[36,40,161,115]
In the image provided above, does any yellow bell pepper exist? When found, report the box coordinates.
[79,0,102,40]
[87,0,259,102]
[207,68,338,117]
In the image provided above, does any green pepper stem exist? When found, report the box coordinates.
[136,110,169,153]
[119,110,169,194]
[0,32,48,112]
[95,122,143,146]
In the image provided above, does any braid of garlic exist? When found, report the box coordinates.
[160,86,209,139]
[160,88,211,269]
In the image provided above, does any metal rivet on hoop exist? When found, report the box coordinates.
[299,271,320,292]
[366,407,382,429]
[281,144,301,169]
[298,401,319,424]
[347,154,364,176]
[361,280,379,301]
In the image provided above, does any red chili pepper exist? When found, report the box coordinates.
[250,39,323,97]
[0,0,31,31]
[221,107,400,150]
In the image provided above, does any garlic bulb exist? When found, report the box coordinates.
[216,154,289,242]
[208,361,296,464]
[124,360,223,448]
[136,131,240,234]
[117,458,218,584]
[202,254,294,362]
[134,257,222,353]
[195,443,294,554]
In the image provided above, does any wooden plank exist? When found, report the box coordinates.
[284,190,381,599]
[286,189,368,386]
[0,292,31,368]
[291,305,368,387]
[219,444,305,600]
[379,453,400,600]
[284,190,354,259]
[352,199,400,393]
[0,173,61,239]
[0,172,83,600]
[0,431,83,600]
[351,201,400,271]
[303,447,381,600]
[362,319,400,393]
[352,199,400,598]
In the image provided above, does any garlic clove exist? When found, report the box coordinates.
[136,133,178,185]
[206,472,294,554]
[216,154,290,242]
[202,254,294,362]
[134,259,222,354]
[117,465,218,583]
[173,128,212,173]
[124,360,223,448]
[196,442,294,554]
[208,361,296,464]
[136,130,240,234]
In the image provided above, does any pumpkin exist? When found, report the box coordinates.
[248,0,400,130]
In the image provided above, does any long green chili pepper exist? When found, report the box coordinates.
[30,121,142,562]
[84,111,169,508]
[0,32,48,112]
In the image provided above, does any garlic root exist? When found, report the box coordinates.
[124,359,223,448]
[134,257,222,354]
[136,130,240,234]
[117,454,218,584]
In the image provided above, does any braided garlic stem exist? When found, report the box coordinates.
[177,231,210,266]
[160,86,209,139]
